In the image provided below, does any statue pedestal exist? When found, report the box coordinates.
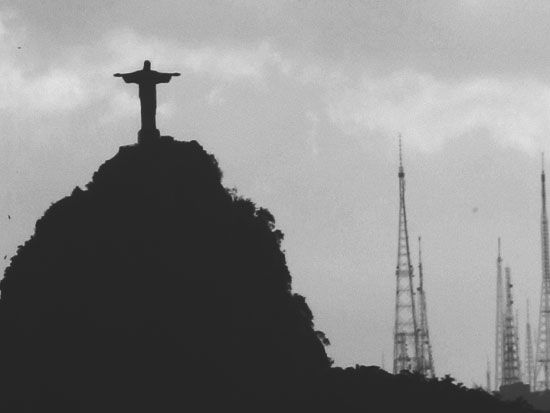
[138,129,161,144]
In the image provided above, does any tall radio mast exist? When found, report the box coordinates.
[393,135,420,373]
[495,238,504,390]
[535,154,550,390]
[417,236,435,377]
[502,267,521,386]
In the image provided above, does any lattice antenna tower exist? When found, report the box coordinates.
[416,236,435,377]
[535,153,550,390]
[495,238,504,390]
[526,299,534,389]
[502,267,521,386]
[393,134,420,373]
[515,309,522,380]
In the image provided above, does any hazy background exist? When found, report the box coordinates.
[1,0,549,386]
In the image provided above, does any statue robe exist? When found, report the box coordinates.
[120,70,173,131]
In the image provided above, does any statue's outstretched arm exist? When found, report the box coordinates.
[153,72,181,83]
[113,71,140,83]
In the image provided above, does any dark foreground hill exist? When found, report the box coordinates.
[0,137,329,412]
[0,136,540,412]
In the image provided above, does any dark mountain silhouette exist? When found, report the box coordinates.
[0,137,329,412]
[0,136,540,412]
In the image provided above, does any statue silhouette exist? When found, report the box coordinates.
[114,60,180,142]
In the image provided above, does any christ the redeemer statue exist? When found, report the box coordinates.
[114,60,180,143]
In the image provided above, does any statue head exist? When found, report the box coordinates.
[143,60,151,71]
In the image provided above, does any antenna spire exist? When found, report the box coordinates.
[495,238,504,390]
[527,298,534,388]
[399,133,403,168]
[398,133,405,178]
[418,236,422,264]
[535,150,550,389]
[502,267,521,386]
[416,235,435,377]
[393,132,419,374]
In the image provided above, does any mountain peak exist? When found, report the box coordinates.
[0,136,329,412]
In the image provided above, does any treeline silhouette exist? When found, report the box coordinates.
[0,137,539,412]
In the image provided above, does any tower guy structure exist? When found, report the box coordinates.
[502,267,521,386]
[535,157,550,391]
[416,236,435,377]
[526,300,534,389]
[515,309,522,380]
[495,238,504,390]
[393,136,420,374]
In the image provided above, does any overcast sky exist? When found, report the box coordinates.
[1,0,550,386]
